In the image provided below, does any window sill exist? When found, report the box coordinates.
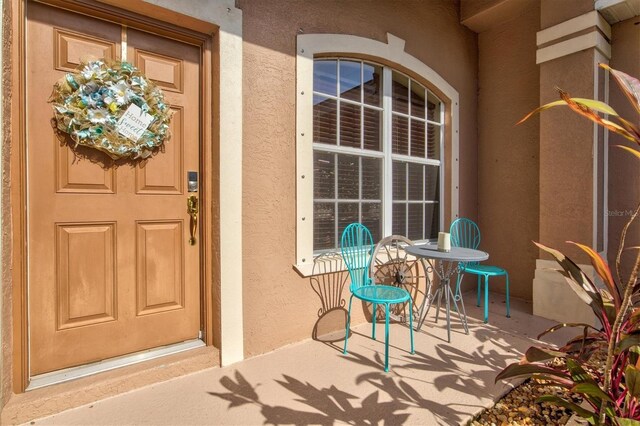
[293,240,435,277]
[293,252,349,277]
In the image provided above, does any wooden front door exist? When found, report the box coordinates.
[26,2,202,376]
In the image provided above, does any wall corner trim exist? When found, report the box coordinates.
[537,10,611,46]
[139,0,245,366]
[536,31,611,64]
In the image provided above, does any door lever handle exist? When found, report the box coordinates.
[187,195,198,245]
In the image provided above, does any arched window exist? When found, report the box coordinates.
[295,33,459,275]
[312,59,444,251]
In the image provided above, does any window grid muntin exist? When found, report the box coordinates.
[390,71,442,161]
[313,58,444,252]
[391,159,440,240]
[313,150,383,249]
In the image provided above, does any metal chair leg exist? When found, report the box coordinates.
[445,279,452,343]
[506,272,511,318]
[372,302,377,340]
[477,275,481,307]
[343,294,354,354]
[408,298,415,354]
[484,275,489,323]
[384,303,390,372]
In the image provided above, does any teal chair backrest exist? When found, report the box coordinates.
[450,218,481,250]
[340,223,374,293]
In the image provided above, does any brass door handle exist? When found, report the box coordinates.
[187,195,198,245]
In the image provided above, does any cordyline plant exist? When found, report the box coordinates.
[496,63,640,426]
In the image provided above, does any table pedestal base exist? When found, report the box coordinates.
[421,263,469,342]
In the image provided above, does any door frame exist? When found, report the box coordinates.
[9,0,220,392]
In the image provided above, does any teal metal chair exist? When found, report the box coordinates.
[449,218,510,323]
[341,223,414,372]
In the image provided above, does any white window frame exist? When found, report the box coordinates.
[295,33,460,276]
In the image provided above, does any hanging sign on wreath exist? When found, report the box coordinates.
[50,59,172,160]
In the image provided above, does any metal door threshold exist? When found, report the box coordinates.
[27,339,205,390]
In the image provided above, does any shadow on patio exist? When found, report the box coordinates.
[33,294,576,426]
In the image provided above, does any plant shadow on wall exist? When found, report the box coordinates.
[497,65,640,425]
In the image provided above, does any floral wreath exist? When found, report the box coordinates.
[50,59,172,160]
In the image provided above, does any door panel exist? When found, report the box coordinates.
[135,49,184,93]
[135,107,183,194]
[56,223,117,330]
[56,143,117,193]
[54,28,118,72]
[27,2,202,376]
[136,221,185,316]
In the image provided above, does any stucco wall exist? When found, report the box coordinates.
[477,0,540,300]
[537,1,598,265]
[608,17,640,281]
[1,0,10,409]
[541,0,594,29]
[460,0,504,22]
[539,49,596,262]
[236,0,478,357]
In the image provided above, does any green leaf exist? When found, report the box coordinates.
[525,346,567,362]
[569,241,621,309]
[568,98,619,116]
[517,98,619,125]
[536,395,595,420]
[616,334,640,354]
[495,362,571,383]
[616,418,640,426]
[566,358,597,385]
[629,308,640,325]
[534,241,605,322]
[556,89,638,143]
[517,100,567,124]
[625,365,640,398]
[571,382,613,403]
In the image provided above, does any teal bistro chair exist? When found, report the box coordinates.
[341,223,414,372]
[449,218,510,323]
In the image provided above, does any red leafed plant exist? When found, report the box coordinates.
[496,64,640,425]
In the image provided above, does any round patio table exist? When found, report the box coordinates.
[405,244,488,342]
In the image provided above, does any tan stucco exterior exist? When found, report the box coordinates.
[541,0,595,28]
[539,48,597,262]
[2,0,12,411]
[0,0,638,421]
[477,0,540,300]
[236,0,479,358]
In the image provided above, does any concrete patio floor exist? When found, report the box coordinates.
[27,293,578,426]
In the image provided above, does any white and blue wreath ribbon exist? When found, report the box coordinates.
[50,59,172,160]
